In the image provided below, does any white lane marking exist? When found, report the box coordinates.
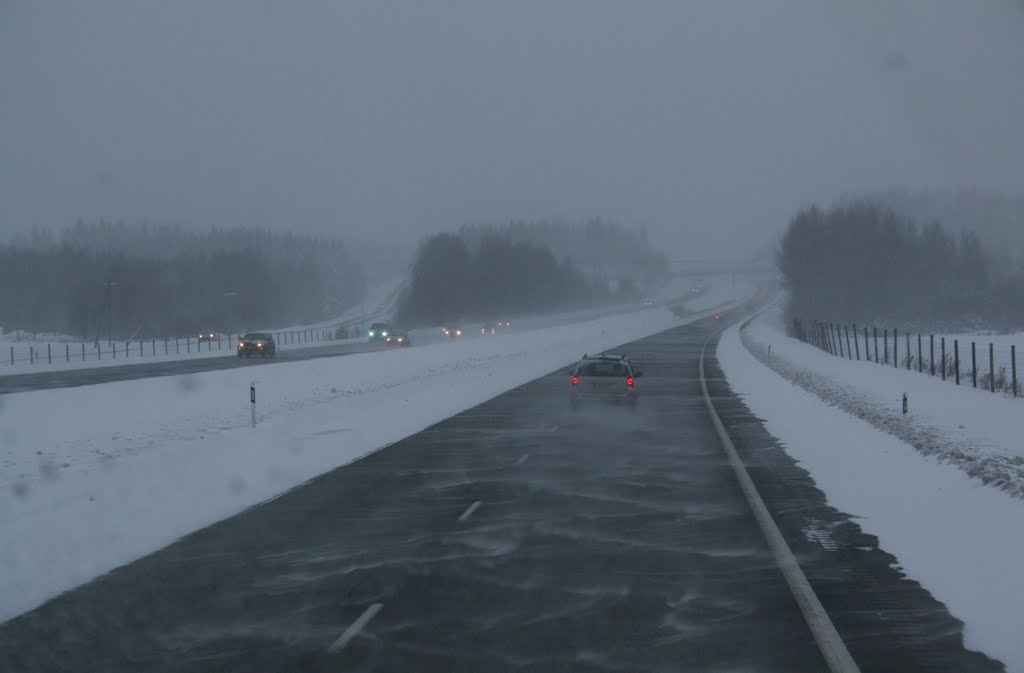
[516,454,529,465]
[327,603,382,654]
[700,328,861,673]
[458,500,482,522]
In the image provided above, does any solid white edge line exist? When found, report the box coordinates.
[458,500,482,522]
[700,327,862,673]
[516,454,529,465]
[327,602,383,654]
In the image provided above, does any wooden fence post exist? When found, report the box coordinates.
[874,328,879,364]
[894,328,899,368]
[941,338,946,381]
[917,334,922,373]
[1011,344,1019,395]
[954,340,960,385]
[971,342,977,388]
[845,325,853,360]
[930,335,935,376]
[853,324,860,360]
[989,343,995,393]
[884,329,889,365]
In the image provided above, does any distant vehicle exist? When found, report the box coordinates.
[442,325,463,339]
[386,331,411,346]
[197,331,217,343]
[481,322,497,335]
[237,332,276,358]
[368,322,393,342]
[570,353,640,408]
[642,298,654,307]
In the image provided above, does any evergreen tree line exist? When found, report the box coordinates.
[778,203,1024,331]
[0,223,364,338]
[457,218,670,286]
[850,189,1024,271]
[395,234,623,327]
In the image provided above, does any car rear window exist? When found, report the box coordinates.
[578,361,630,377]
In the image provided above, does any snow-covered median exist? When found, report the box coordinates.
[719,307,1024,672]
[0,304,714,623]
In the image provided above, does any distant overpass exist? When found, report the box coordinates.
[669,257,776,276]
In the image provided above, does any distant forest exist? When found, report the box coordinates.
[778,203,1024,331]
[848,189,1024,271]
[457,218,670,287]
[396,233,632,327]
[1,221,364,338]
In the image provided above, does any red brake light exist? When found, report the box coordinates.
[572,376,579,385]
[626,377,635,387]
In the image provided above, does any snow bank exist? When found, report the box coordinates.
[719,309,1024,672]
[747,306,1024,497]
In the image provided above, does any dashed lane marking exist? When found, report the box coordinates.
[458,500,482,522]
[327,603,382,654]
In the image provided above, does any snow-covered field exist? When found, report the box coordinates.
[720,305,1024,672]
[0,281,748,624]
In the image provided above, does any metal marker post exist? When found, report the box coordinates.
[250,383,256,428]
[902,393,908,415]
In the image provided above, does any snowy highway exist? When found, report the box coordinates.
[0,314,999,673]
[0,339,394,395]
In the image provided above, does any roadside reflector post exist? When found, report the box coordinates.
[954,340,960,385]
[48,343,52,364]
[10,345,14,366]
[250,383,256,428]
[902,392,908,415]
[989,343,995,393]
[1013,345,1019,397]
[81,343,85,361]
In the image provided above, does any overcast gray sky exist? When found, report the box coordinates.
[2,1,1023,259]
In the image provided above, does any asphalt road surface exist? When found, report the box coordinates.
[0,340,393,395]
[0,316,1002,672]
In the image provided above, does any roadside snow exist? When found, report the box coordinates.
[719,310,1024,672]
[0,301,736,623]
[746,306,1024,498]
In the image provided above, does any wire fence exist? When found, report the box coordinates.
[4,326,358,369]
[792,318,1021,398]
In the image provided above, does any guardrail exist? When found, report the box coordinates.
[792,319,1021,398]
[4,327,352,368]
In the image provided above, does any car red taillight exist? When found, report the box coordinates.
[572,376,579,386]
[626,377,634,387]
